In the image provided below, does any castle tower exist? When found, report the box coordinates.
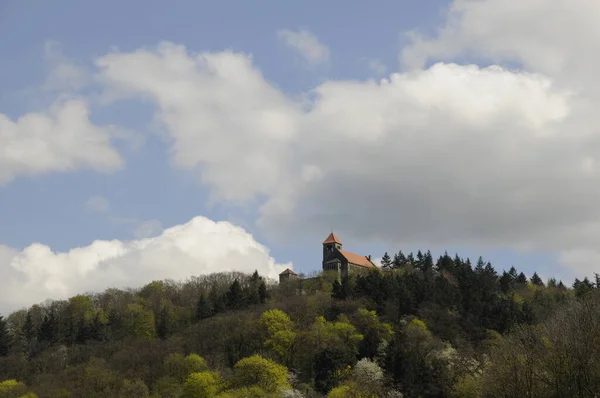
[322,232,342,265]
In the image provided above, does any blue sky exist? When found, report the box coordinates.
[1,0,597,313]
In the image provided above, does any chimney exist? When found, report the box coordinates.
[367,255,371,261]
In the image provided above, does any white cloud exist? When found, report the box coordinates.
[43,40,90,92]
[0,98,124,185]
[367,59,387,75]
[133,219,163,239]
[0,216,290,314]
[400,0,600,91]
[277,29,330,67]
[85,196,111,213]
[92,18,600,281]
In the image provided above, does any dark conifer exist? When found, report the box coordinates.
[0,316,11,356]
[195,293,212,320]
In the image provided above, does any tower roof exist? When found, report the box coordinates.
[279,268,298,276]
[323,232,342,245]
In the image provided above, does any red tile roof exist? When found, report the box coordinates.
[339,250,376,268]
[279,268,298,276]
[323,232,342,244]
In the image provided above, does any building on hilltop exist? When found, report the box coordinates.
[278,232,377,283]
[279,268,299,283]
[321,232,376,278]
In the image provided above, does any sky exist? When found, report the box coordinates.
[1,0,600,314]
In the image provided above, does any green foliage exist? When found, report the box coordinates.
[182,371,221,398]
[118,379,150,398]
[123,303,156,340]
[0,317,10,357]
[232,355,290,393]
[0,380,26,397]
[0,260,597,397]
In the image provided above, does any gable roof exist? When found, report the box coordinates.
[323,232,342,244]
[339,250,376,268]
[279,268,298,276]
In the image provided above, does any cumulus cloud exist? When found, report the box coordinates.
[367,59,387,75]
[400,0,600,91]
[0,98,124,185]
[277,29,330,67]
[85,196,111,213]
[0,216,290,314]
[43,40,90,92]
[133,219,163,239]
[92,0,600,281]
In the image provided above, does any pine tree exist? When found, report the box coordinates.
[332,280,344,300]
[499,271,513,293]
[516,272,528,285]
[380,252,392,270]
[392,251,406,269]
[209,287,226,314]
[258,281,269,304]
[0,316,11,356]
[226,280,244,310]
[156,306,172,340]
[530,272,544,286]
[38,311,57,344]
[195,293,213,320]
[23,311,35,343]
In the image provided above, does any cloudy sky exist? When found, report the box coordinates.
[1,0,599,314]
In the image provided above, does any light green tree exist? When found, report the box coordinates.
[182,371,222,398]
[232,355,291,393]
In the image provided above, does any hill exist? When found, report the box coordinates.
[0,250,599,397]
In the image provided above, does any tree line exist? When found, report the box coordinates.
[0,250,598,397]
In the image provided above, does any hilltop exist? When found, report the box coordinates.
[0,250,599,397]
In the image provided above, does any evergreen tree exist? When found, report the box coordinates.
[499,271,513,293]
[38,311,57,344]
[258,281,269,304]
[516,272,528,285]
[195,293,213,320]
[332,279,344,300]
[226,279,244,310]
[23,311,35,343]
[392,251,406,269]
[209,287,226,314]
[530,272,544,286]
[156,306,172,340]
[380,252,392,270]
[0,315,10,356]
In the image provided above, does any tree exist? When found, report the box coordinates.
[516,272,528,285]
[196,293,213,321]
[182,371,221,398]
[23,311,35,344]
[530,272,544,286]
[258,281,269,304]
[226,280,244,310]
[156,306,172,340]
[0,316,11,356]
[381,252,392,270]
[38,311,57,344]
[232,355,290,393]
[123,303,156,340]
[331,280,344,300]
[118,379,149,398]
[260,310,296,364]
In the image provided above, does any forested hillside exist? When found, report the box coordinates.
[1,250,599,397]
